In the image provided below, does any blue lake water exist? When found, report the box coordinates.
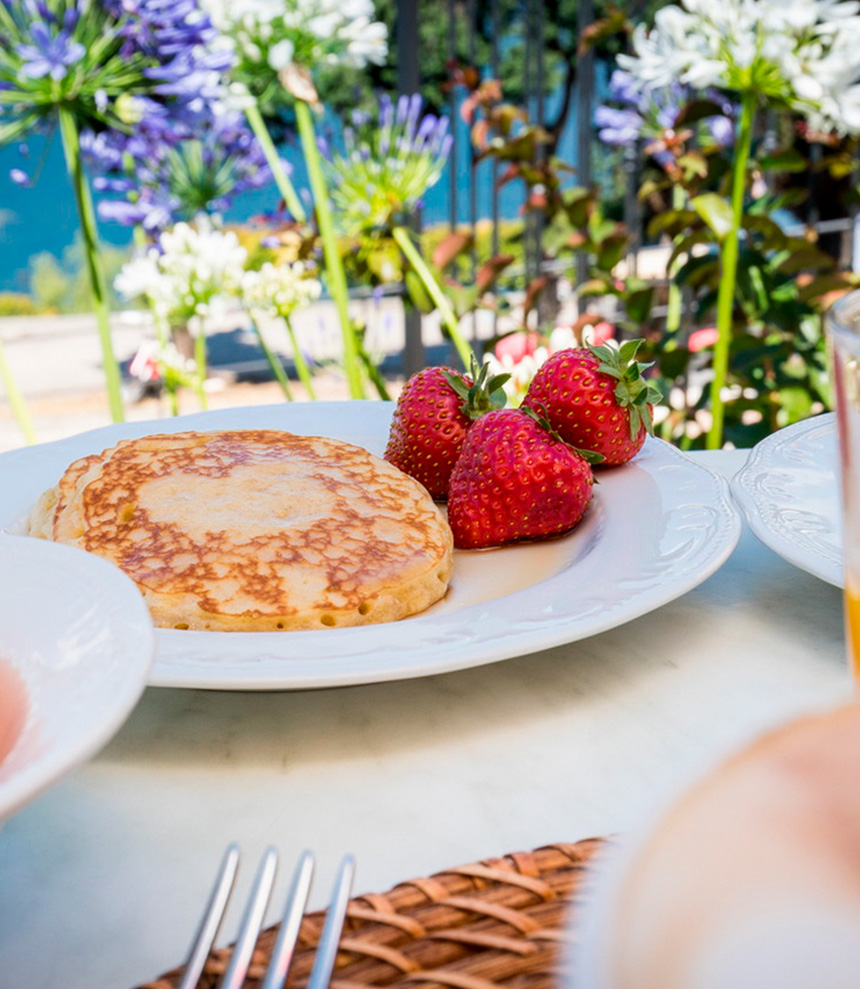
[0,82,597,295]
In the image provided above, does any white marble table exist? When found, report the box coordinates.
[0,450,852,989]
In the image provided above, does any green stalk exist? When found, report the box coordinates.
[58,106,124,423]
[245,101,307,224]
[664,185,686,338]
[294,99,365,399]
[391,225,471,370]
[193,319,208,410]
[283,315,316,400]
[706,91,756,450]
[156,312,180,416]
[355,334,392,401]
[252,319,294,400]
[0,335,36,444]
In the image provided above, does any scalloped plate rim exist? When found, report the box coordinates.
[0,402,742,690]
[730,413,842,588]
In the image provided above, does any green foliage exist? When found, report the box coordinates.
[0,292,43,316]
[28,237,132,314]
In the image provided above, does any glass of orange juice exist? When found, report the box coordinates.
[826,291,860,678]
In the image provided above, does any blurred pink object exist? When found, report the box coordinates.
[494,331,541,363]
[688,327,719,352]
[589,321,615,346]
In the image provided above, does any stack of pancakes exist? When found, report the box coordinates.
[29,430,453,631]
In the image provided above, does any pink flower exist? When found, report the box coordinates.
[688,327,719,353]
[494,331,541,363]
[590,321,615,346]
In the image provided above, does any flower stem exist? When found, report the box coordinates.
[664,185,686,338]
[245,101,307,224]
[294,99,364,399]
[0,335,36,444]
[252,318,294,401]
[706,91,756,450]
[284,315,316,400]
[57,106,125,423]
[193,319,208,410]
[391,225,471,370]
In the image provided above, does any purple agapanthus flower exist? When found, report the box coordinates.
[595,68,735,163]
[17,20,85,80]
[594,106,643,146]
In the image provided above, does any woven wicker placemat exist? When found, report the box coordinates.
[137,838,607,989]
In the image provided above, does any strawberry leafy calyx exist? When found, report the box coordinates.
[443,354,510,421]
[521,405,605,465]
[588,339,664,442]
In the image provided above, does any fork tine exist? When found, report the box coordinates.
[259,850,315,989]
[219,846,279,989]
[306,855,355,989]
[177,843,240,989]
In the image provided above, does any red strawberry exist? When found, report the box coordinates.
[523,340,662,466]
[384,359,509,499]
[447,408,596,550]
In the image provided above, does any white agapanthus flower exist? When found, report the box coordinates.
[200,0,387,78]
[619,0,860,134]
[241,261,322,318]
[115,222,248,324]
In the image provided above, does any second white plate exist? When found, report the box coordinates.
[731,413,842,587]
[0,402,742,689]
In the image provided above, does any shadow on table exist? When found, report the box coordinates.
[97,530,845,772]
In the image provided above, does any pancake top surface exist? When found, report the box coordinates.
[42,430,452,629]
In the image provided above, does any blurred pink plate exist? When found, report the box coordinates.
[0,535,154,823]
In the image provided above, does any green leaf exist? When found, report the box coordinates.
[577,278,612,297]
[674,99,726,127]
[775,386,814,427]
[619,339,643,363]
[691,193,735,241]
[404,270,434,314]
[759,148,807,173]
[775,242,836,275]
[677,151,709,181]
[647,209,699,239]
[596,233,630,273]
[623,287,655,325]
[659,348,692,379]
[667,230,714,272]
[741,214,787,251]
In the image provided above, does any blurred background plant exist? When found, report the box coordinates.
[0,0,238,424]
[4,0,860,452]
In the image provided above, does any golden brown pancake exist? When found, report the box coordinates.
[29,429,453,631]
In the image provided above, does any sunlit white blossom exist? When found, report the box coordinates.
[200,0,388,82]
[619,0,860,134]
[115,221,247,324]
[241,261,322,318]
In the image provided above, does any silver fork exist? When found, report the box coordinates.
[177,845,355,989]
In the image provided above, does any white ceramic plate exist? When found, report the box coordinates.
[0,535,154,823]
[0,402,741,690]
[731,414,841,587]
